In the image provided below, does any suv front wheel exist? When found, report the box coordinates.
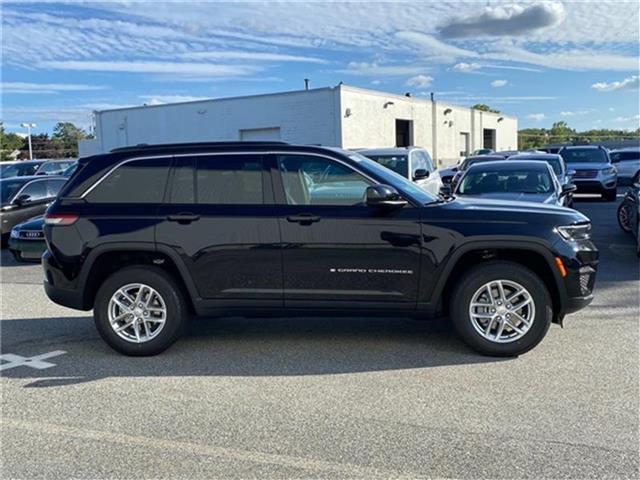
[94,266,188,356]
[450,261,552,357]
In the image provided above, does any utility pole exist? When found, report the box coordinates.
[21,122,36,160]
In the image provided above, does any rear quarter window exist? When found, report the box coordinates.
[85,157,171,203]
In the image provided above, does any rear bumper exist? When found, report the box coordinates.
[42,250,89,311]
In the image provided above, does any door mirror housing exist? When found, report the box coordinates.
[439,184,453,197]
[366,185,407,208]
[560,183,577,197]
[413,168,429,181]
[13,194,32,206]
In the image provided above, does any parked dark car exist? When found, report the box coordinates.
[0,160,45,179]
[0,176,67,243]
[617,182,639,234]
[559,146,617,201]
[454,161,576,206]
[43,141,597,357]
[8,216,46,262]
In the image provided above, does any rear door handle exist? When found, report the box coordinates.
[286,213,320,225]
[167,213,200,224]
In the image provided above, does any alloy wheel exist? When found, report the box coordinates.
[468,279,535,343]
[108,283,167,343]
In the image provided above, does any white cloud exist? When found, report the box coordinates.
[591,75,639,92]
[560,110,590,116]
[439,2,566,38]
[370,80,382,85]
[613,115,640,123]
[490,79,508,88]
[453,62,482,73]
[395,31,478,61]
[406,75,433,88]
[339,62,427,77]
[527,113,546,121]
[2,82,106,94]
[39,60,261,78]
[182,51,328,64]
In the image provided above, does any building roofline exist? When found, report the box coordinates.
[93,86,338,114]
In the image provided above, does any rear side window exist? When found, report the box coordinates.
[168,155,264,205]
[610,151,640,162]
[46,179,67,197]
[86,157,171,203]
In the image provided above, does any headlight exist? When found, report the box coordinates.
[602,166,616,175]
[10,228,20,239]
[556,223,591,241]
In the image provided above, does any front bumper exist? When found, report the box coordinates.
[573,175,617,193]
[8,237,46,258]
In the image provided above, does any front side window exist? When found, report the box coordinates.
[277,155,371,206]
[20,180,47,201]
[86,157,170,203]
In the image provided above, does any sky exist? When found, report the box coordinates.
[1,1,639,136]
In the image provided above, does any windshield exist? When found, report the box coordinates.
[0,179,27,204]
[0,163,40,178]
[458,168,553,195]
[347,152,436,203]
[560,149,607,163]
[364,154,408,177]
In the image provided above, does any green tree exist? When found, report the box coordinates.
[21,133,64,159]
[52,122,90,157]
[472,104,500,114]
[0,123,26,161]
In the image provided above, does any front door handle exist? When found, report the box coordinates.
[167,213,200,224]
[286,213,320,225]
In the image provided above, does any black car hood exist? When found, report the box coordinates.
[446,195,587,221]
[13,216,44,231]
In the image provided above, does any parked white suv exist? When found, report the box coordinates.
[358,147,443,195]
[610,147,640,185]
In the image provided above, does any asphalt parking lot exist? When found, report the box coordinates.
[1,193,638,479]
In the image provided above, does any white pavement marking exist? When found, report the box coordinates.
[0,350,67,372]
[2,418,426,479]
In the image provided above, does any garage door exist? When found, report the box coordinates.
[240,127,281,141]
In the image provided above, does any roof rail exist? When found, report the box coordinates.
[110,141,289,153]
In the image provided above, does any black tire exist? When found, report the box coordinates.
[617,203,632,233]
[603,189,617,202]
[450,261,553,357]
[94,266,188,356]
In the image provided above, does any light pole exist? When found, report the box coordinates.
[21,122,36,160]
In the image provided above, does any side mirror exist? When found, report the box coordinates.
[13,194,31,206]
[560,183,577,197]
[413,169,429,181]
[366,185,407,208]
[567,169,576,176]
[439,184,453,197]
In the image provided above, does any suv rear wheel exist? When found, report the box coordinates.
[450,261,552,357]
[94,266,188,356]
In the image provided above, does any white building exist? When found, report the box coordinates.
[80,84,518,166]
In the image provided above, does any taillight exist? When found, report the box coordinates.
[44,213,79,226]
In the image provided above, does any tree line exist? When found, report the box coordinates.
[518,121,640,150]
[0,122,92,161]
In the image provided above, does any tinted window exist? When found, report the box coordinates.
[363,154,408,177]
[0,162,42,178]
[560,149,607,163]
[86,157,170,203]
[278,155,371,206]
[46,179,67,197]
[169,160,196,204]
[196,155,263,204]
[20,180,47,200]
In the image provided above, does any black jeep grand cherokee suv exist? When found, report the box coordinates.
[43,142,598,356]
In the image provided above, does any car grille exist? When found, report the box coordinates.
[19,230,44,240]
[579,266,596,295]
[573,169,598,179]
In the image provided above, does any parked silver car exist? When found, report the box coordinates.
[508,153,575,206]
[559,146,617,201]
[358,147,442,195]
[610,147,640,185]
